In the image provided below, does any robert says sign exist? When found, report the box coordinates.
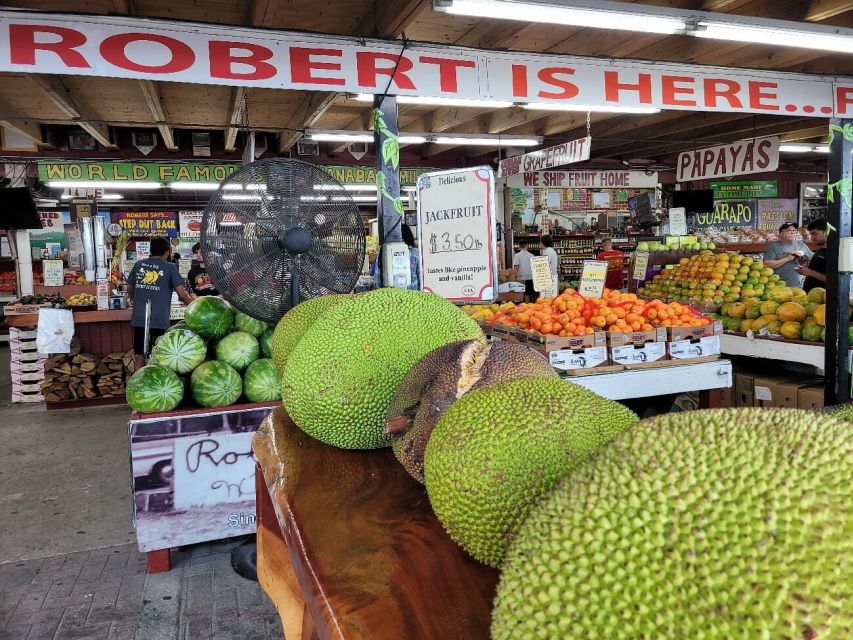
[498,136,591,178]
[2,11,852,117]
[677,136,779,182]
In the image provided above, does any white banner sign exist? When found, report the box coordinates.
[417,167,497,303]
[42,259,63,287]
[669,207,688,236]
[1,11,852,117]
[498,136,591,178]
[178,210,204,238]
[173,433,256,509]
[505,170,658,189]
[677,136,779,182]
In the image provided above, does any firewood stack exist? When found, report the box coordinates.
[41,347,135,403]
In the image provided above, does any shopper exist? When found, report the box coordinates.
[764,222,813,288]
[187,242,220,296]
[512,240,535,301]
[539,235,559,297]
[596,238,625,291]
[797,218,828,292]
[127,237,195,370]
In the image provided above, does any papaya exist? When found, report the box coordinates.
[780,321,803,340]
[727,302,747,319]
[805,301,820,317]
[740,319,754,333]
[752,314,778,331]
[777,302,807,323]
[759,300,779,316]
[791,287,807,299]
[849,325,853,343]
[726,316,742,332]
[745,305,762,320]
[821,327,826,342]
[767,320,783,335]
[806,287,826,304]
[802,324,822,342]
[804,317,818,327]
[766,286,793,304]
[814,304,826,327]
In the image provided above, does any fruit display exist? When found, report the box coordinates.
[461,301,516,322]
[9,294,66,308]
[491,408,852,639]
[66,293,96,308]
[469,288,711,335]
[126,300,279,413]
[0,271,16,294]
[281,288,483,449]
[234,309,268,337]
[270,293,348,373]
[184,296,235,340]
[424,376,638,567]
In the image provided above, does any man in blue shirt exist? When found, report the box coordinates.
[127,237,195,370]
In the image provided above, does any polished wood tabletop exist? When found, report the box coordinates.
[253,407,498,640]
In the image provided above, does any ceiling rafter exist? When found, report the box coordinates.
[248,0,282,28]
[0,95,46,146]
[30,75,115,149]
[805,0,853,22]
[224,87,247,153]
[138,79,177,151]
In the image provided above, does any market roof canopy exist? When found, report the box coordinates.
[0,1,851,161]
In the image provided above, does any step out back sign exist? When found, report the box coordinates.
[417,167,498,303]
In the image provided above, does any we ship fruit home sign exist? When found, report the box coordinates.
[2,11,852,117]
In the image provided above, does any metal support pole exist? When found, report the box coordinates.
[374,95,402,287]
[823,118,852,405]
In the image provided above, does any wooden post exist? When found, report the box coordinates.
[373,96,402,287]
[824,119,853,406]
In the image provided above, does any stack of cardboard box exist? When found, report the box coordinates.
[730,370,824,410]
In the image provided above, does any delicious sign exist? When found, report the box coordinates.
[677,136,779,182]
[505,170,658,189]
[2,11,852,117]
[498,136,591,178]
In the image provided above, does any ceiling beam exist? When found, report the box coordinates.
[109,0,133,14]
[277,92,339,153]
[224,87,246,153]
[138,79,177,151]
[0,95,47,146]
[805,0,853,21]
[31,75,114,149]
[248,0,281,28]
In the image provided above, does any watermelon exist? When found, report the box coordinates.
[165,321,187,334]
[150,329,207,374]
[215,331,259,371]
[191,361,242,408]
[126,365,184,413]
[234,310,268,337]
[185,296,234,340]
[259,328,273,358]
[243,359,281,402]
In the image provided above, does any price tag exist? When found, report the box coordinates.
[136,241,151,259]
[549,346,607,371]
[42,260,64,287]
[96,279,109,311]
[170,305,186,320]
[578,260,608,298]
[669,207,687,236]
[531,256,553,292]
[632,251,650,281]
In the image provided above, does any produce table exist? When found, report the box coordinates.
[721,333,853,373]
[253,407,498,640]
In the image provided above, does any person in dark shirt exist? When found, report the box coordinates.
[187,242,220,296]
[796,218,827,292]
[127,237,195,370]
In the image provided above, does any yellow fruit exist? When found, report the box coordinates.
[740,319,753,332]
[752,315,777,331]
[780,321,803,340]
[777,302,807,323]
[815,304,826,327]
[759,301,779,316]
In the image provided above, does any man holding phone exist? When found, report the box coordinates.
[764,222,813,288]
[796,218,828,292]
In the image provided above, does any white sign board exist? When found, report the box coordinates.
[579,260,608,299]
[178,210,204,238]
[42,259,64,287]
[676,136,779,182]
[531,255,553,292]
[669,207,688,236]
[505,170,658,189]
[417,167,498,302]
[135,241,150,259]
[632,251,650,281]
[498,136,591,178]
[173,433,255,509]
[2,12,852,117]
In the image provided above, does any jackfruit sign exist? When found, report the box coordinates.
[417,167,498,303]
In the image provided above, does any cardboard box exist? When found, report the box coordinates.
[719,384,735,408]
[798,385,825,410]
[667,335,721,360]
[610,341,667,368]
[545,334,614,375]
[11,380,45,404]
[489,323,515,342]
[753,376,823,409]
[10,345,43,362]
[607,327,667,348]
[3,302,52,316]
[9,328,37,341]
[515,330,606,355]
[667,320,723,343]
[10,358,47,374]
[734,372,756,407]
[497,291,525,303]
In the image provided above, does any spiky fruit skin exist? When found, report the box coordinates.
[424,377,638,567]
[270,294,347,374]
[388,340,557,483]
[492,408,853,640]
[283,289,483,450]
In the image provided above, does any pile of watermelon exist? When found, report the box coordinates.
[126,297,281,414]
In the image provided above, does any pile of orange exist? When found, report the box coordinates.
[490,288,711,336]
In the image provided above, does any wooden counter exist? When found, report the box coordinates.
[253,407,498,640]
[4,308,131,327]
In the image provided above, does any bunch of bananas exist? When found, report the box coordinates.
[67,293,96,307]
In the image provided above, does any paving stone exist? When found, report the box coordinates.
[54,620,111,639]
[14,588,49,615]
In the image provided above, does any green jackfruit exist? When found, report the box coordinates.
[270,294,348,374]
[424,377,638,567]
[283,289,483,449]
[492,408,853,640]
[386,340,557,483]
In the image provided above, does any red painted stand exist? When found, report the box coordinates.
[147,548,171,573]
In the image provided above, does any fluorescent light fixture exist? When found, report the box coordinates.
[314,184,378,192]
[400,135,429,144]
[168,182,219,191]
[435,0,686,35]
[696,22,853,54]
[523,103,660,114]
[431,135,542,146]
[779,144,830,153]
[47,180,161,189]
[61,192,123,200]
[348,196,378,203]
[402,186,418,191]
[353,93,513,108]
[222,194,268,201]
[308,132,373,143]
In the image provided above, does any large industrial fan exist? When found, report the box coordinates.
[200,158,366,323]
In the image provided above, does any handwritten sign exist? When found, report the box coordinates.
[38,210,62,229]
[669,207,687,236]
[695,200,757,228]
[756,198,798,231]
[632,251,650,281]
[498,136,591,177]
[115,211,178,238]
[173,433,255,509]
[135,241,150,259]
[179,210,204,238]
[417,166,498,302]
[42,260,63,287]
[531,255,553,292]
[677,136,779,182]
[579,260,608,298]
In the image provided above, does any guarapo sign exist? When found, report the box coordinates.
[498,136,591,178]
[1,11,853,117]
